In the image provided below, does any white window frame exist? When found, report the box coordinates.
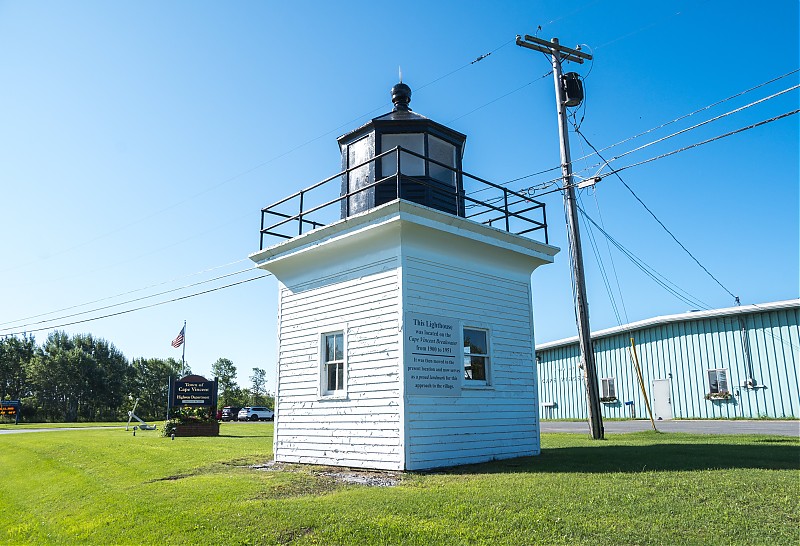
[319,328,347,399]
[463,326,491,387]
[707,368,729,394]
[601,377,617,400]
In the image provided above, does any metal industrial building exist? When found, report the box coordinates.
[536,300,799,420]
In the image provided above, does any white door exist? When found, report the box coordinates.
[652,378,673,420]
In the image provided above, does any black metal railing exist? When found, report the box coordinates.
[259,146,548,250]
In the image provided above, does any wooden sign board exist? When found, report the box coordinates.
[169,375,218,408]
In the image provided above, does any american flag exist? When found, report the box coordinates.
[171,326,185,348]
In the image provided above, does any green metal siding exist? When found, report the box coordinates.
[536,301,800,420]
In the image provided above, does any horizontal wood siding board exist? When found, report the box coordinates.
[407,447,536,465]
[280,270,399,307]
[280,302,399,329]
[276,263,402,469]
[405,283,531,319]
[408,435,536,452]
[406,256,531,293]
[281,295,400,326]
[278,434,402,446]
[280,319,399,343]
[403,251,539,468]
[279,426,401,436]
[275,444,402,457]
[276,454,402,470]
[283,257,398,293]
[281,285,399,318]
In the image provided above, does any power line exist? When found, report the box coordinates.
[78,74,800,312]
[588,188,630,325]
[578,193,623,325]
[1,53,547,332]
[560,84,799,185]
[572,69,799,166]
[516,108,799,201]
[0,266,260,333]
[501,70,799,194]
[1,39,515,278]
[577,206,712,311]
[574,127,739,303]
[6,74,796,334]
[583,85,799,177]
[447,71,553,123]
[0,258,251,328]
[604,109,799,178]
[417,39,515,92]
[3,274,271,337]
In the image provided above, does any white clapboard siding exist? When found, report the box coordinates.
[274,261,404,469]
[252,201,555,471]
[403,255,539,469]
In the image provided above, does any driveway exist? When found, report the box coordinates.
[541,419,799,437]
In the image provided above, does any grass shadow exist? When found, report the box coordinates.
[442,438,800,475]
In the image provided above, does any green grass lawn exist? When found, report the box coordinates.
[1,424,797,545]
[0,421,125,430]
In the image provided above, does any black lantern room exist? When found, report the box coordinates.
[338,83,467,218]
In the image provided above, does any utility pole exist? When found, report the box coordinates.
[516,34,604,439]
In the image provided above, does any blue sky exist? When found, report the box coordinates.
[1,1,797,390]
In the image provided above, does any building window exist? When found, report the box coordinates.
[322,331,345,395]
[707,368,729,394]
[601,377,617,402]
[463,328,489,382]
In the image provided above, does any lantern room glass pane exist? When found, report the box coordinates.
[348,136,371,192]
[428,135,456,186]
[380,133,425,177]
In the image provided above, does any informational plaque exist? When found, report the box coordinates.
[404,313,461,396]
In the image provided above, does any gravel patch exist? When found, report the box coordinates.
[251,460,401,487]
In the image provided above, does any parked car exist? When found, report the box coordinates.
[220,406,241,421]
[238,406,274,421]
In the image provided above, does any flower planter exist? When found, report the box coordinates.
[704,391,732,401]
[172,421,220,437]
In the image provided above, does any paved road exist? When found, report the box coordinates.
[541,419,800,436]
[3,421,797,436]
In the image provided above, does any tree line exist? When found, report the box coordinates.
[0,331,271,423]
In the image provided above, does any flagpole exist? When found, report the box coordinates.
[181,320,186,374]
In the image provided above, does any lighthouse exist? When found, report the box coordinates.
[250,84,558,471]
